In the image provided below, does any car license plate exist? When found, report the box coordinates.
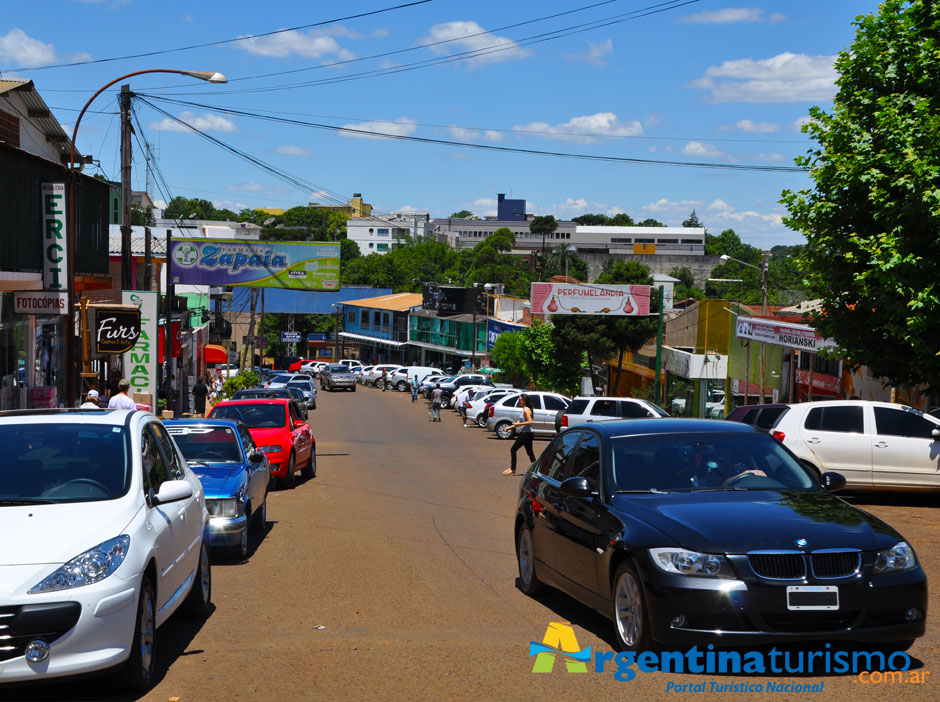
[786,585,839,610]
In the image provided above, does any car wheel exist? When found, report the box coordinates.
[397,381,408,392]
[517,524,545,596]
[476,414,487,428]
[115,573,156,691]
[310,400,316,410]
[612,562,651,652]
[301,447,315,479]
[230,525,249,561]
[281,453,296,489]
[495,421,513,439]
[183,542,212,616]
[253,499,267,534]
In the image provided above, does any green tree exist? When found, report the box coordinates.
[491,330,528,387]
[635,217,666,227]
[449,210,475,219]
[130,205,156,227]
[528,215,558,279]
[544,243,588,281]
[780,2,940,386]
[682,210,703,228]
[668,266,705,301]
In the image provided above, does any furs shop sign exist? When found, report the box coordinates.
[89,305,141,354]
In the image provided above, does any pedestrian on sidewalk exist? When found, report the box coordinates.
[381,367,389,392]
[459,393,472,427]
[108,379,137,410]
[410,375,419,403]
[503,394,535,475]
[80,389,101,409]
[430,383,443,422]
[192,375,209,417]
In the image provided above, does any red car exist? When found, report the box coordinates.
[209,399,315,488]
[288,358,314,373]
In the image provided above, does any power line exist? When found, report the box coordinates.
[157,0,700,97]
[136,94,807,173]
[8,1,435,73]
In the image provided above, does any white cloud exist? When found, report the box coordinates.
[513,112,643,144]
[339,116,416,139]
[563,39,613,67]
[552,198,590,215]
[690,52,837,103]
[234,30,354,61]
[708,199,734,212]
[748,152,786,163]
[182,13,193,22]
[275,145,312,157]
[706,198,786,228]
[0,28,57,67]
[228,181,264,192]
[606,206,627,217]
[212,200,249,212]
[317,25,389,40]
[448,152,472,160]
[377,58,400,69]
[644,198,703,216]
[419,21,532,68]
[483,130,504,142]
[718,119,781,133]
[682,141,725,158]
[309,190,330,200]
[448,126,480,141]
[149,111,237,133]
[473,197,497,208]
[679,8,784,24]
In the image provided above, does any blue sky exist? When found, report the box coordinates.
[2,1,879,245]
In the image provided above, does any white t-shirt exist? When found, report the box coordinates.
[108,393,137,410]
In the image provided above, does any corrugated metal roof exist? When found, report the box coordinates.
[230,286,393,315]
[0,79,80,163]
[342,292,423,311]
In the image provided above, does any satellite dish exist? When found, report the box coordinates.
[275,223,285,229]
[263,217,276,226]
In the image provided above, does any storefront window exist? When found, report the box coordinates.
[0,293,27,410]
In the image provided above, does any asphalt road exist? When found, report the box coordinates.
[12,386,939,701]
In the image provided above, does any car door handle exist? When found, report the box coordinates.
[874,441,889,448]
[806,437,821,444]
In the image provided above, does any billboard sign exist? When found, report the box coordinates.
[169,239,340,290]
[530,283,651,316]
[422,286,484,315]
[281,331,302,343]
[122,291,158,399]
[41,183,68,291]
[735,318,836,352]
[90,305,141,354]
[486,320,527,350]
[307,333,327,342]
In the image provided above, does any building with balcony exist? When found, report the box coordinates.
[346,212,430,255]
[339,292,422,364]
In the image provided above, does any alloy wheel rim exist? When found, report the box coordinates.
[614,572,642,646]
[140,587,154,677]
[519,529,534,586]
[239,529,248,557]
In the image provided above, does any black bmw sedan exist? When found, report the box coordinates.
[514,419,927,651]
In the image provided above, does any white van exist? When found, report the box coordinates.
[340,359,364,372]
[388,366,440,392]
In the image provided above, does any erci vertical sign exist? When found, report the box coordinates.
[122,291,157,401]
[41,183,67,291]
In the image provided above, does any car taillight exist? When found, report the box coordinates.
[488,406,495,418]
[771,430,785,442]
[561,415,568,427]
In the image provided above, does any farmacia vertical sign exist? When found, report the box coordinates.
[122,291,157,401]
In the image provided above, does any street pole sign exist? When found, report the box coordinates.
[41,183,67,291]
[122,291,158,401]
[281,331,302,343]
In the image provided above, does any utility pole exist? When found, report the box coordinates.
[654,285,665,405]
[246,288,258,371]
[164,229,175,414]
[759,252,770,403]
[120,85,133,292]
[143,227,152,290]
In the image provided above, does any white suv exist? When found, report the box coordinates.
[558,396,669,431]
[485,392,570,438]
[0,409,211,690]
[770,400,940,490]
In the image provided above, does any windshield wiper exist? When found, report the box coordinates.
[0,499,56,506]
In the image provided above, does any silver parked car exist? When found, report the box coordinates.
[286,375,318,410]
[320,363,357,391]
[484,391,570,439]
[556,396,669,431]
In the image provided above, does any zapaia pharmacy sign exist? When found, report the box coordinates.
[169,238,340,291]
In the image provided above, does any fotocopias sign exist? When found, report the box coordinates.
[169,239,340,290]
[531,283,651,316]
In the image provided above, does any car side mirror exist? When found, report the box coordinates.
[150,479,193,506]
[932,428,940,439]
[249,452,265,463]
[560,476,595,498]
[820,472,846,492]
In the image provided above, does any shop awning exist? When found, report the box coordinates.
[339,331,407,348]
[205,344,228,364]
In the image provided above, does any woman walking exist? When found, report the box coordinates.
[192,375,209,417]
[503,394,536,475]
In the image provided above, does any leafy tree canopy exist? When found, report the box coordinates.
[449,210,476,219]
[781,0,940,387]
[682,210,703,228]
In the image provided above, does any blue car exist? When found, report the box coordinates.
[166,419,270,560]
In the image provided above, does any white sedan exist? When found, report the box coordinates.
[0,409,211,691]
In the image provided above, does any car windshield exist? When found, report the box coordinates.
[211,403,286,429]
[0,424,130,504]
[327,364,348,373]
[270,374,293,384]
[610,433,816,493]
[166,425,243,464]
[233,389,288,399]
[288,378,312,389]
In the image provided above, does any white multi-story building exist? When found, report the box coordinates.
[347,212,430,255]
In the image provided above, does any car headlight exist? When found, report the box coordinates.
[207,498,238,518]
[649,547,733,578]
[873,541,917,574]
[29,535,130,594]
[257,445,282,454]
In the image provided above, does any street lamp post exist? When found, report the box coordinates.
[66,69,226,405]
[720,253,770,403]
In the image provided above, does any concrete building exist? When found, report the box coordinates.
[346,212,430,255]
[154,218,262,240]
[309,192,372,218]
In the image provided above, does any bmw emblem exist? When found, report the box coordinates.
[795,538,808,548]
